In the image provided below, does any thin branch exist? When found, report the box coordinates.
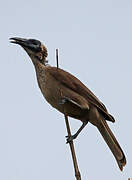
[56,49,59,69]
[55,49,81,180]
[64,115,81,180]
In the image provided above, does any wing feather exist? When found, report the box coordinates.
[48,67,115,122]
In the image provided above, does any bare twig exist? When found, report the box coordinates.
[56,49,59,69]
[55,49,81,180]
[64,115,81,180]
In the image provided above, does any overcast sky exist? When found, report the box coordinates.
[0,0,132,179]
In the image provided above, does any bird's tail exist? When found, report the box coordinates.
[97,118,126,171]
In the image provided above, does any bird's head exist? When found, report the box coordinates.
[10,37,48,65]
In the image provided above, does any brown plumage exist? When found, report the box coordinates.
[10,37,126,171]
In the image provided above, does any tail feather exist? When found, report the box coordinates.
[97,118,126,171]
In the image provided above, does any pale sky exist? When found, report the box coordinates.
[0,0,132,179]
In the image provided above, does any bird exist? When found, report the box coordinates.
[10,37,126,171]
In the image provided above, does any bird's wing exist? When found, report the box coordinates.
[48,67,115,122]
[59,96,89,119]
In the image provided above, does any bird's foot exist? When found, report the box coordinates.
[65,134,77,144]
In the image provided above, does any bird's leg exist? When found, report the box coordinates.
[66,121,88,144]
[59,96,89,143]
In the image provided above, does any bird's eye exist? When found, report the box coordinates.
[29,39,41,46]
[33,42,38,45]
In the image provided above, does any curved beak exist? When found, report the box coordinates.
[9,37,41,53]
[9,37,28,46]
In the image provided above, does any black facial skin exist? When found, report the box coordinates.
[27,39,41,52]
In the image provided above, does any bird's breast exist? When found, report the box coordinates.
[36,69,64,113]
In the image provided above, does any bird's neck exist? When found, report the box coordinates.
[30,55,47,66]
[33,59,46,76]
[33,59,47,88]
